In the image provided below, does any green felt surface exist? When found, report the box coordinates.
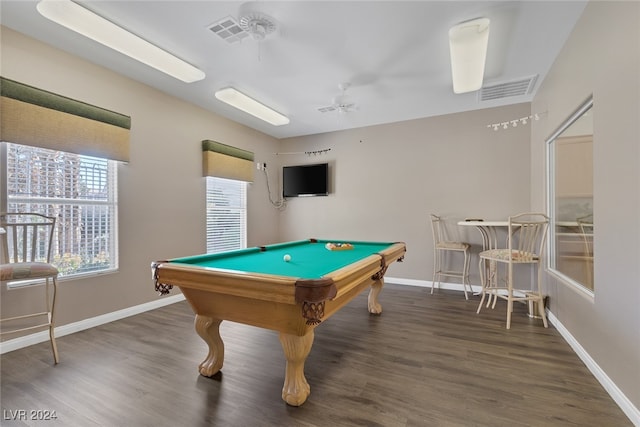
[170,239,394,279]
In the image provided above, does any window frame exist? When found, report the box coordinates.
[205,176,247,254]
[1,142,119,283]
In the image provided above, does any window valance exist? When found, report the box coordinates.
[202,140,254,182]
[0,77,131,162]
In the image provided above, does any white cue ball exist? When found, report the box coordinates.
[283,254,291,262]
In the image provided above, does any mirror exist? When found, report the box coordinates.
[547,96,594,292]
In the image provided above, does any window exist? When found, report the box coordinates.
[2,142,118,278]
[546,97,594,294]
[206,177,247,253]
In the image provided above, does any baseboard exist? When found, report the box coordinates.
[386,276,482,294]
[546,311,639,426]
[0,293,185,355]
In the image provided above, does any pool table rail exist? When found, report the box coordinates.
[151,241,405,323]
[152,261,300,304]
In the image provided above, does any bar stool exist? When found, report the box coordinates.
[477,212,549,329]
[430,214,471,299]
[1,212,60,363]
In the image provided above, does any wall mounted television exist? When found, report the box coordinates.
[282,163,329,197]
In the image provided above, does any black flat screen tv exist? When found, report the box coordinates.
[282,163,329,197]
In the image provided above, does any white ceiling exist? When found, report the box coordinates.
[1,1,587,139]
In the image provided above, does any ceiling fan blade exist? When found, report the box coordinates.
[340,103,358,113]
[318,102,358,114]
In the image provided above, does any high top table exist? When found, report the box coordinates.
[457,220,508,250]
[457,220,509,301]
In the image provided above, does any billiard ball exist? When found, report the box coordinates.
[283,254,291,262]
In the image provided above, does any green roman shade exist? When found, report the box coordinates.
[202,140,254,182]
[0,77,131,162]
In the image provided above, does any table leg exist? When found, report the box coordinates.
[476,226,490,250]
[477,258,487,313]
[367,278,384,314]
[473,225,501,296]
[279,331,313,406]
[194,315,224,377]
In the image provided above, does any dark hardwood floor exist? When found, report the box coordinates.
[1,284,631,426]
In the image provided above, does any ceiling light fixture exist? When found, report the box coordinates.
[238,12,277,41]
[215,87,289,126]
[36,0,205,83]
[449,17,490,94]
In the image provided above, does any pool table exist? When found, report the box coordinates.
[151,238,406,406]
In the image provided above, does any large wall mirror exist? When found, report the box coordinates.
[547,96,594,294]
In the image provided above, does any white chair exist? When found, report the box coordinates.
[430,214,471,299]
[1,212,60,363]
[477,212,549,329]
[577,214,594,290]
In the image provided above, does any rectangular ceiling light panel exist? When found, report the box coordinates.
[449,18,490,94]
[215,87,289,126]
[37,0,205,83]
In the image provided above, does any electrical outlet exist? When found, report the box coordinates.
[256,162,262,171]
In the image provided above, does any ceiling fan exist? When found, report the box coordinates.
[318,83,358,114]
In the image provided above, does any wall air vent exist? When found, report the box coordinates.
[480,75,538,101]
[208,16,249,44]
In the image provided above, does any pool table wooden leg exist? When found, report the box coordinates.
[367,278,384,314]
[279,331,314,406]
[194,315,224,377]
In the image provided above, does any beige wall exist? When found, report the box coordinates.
[0,27,281,328]
[277,104,533,283]
[531,0,639,413]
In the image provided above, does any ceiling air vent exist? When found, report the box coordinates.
[318,106,338,113]
[208,16,249,44]
[480,75,538,101]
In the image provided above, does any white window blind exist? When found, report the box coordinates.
[206,177,247,253]
[4,142,118,277]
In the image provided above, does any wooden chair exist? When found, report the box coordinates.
[1,212,60,363]
[430,214,471,299]
[477,213,549,329]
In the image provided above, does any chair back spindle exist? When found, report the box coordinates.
[1,213,56,265]
[509,215,549,262]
